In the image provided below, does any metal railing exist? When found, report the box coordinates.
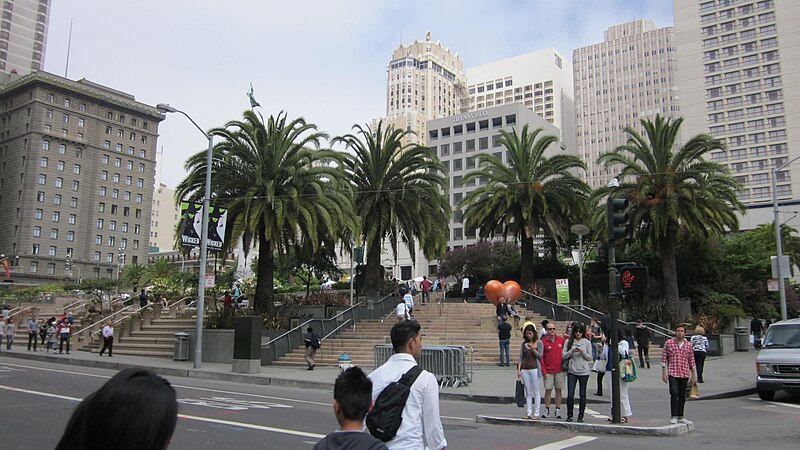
[57,298,90,313]
[373,343,473,388]
[73,305,135,337]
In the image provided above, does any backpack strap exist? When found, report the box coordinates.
[398,365,423,388]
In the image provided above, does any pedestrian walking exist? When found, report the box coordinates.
[750,317,763,348]
[27,316,39,351]
[540,321,565,419]
[589,317,602,360]
[46,321,56,353]
[661,324,697,424]
[395,298,409,323]
[139,289,149,309]
[461,276,470,303]
[38,319,48,350]
[420,276,432,304]
[517,324,541,420]
[633,320,652,368]
[403,290,414,318]
[690,326,709,383]
[5,317,15,350]
[99,320,114,357]
[602,331,633,422]
[304,326,320,370]
[58,319,72,354]
[314,367,388,450]
[368,320,447,449]
[497,316,512,367]
[594,341,608,396]
[0,316,6,351]
[563,323,593,422]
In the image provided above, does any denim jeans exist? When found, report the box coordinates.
[566,373,589,419]
[499,339,510,364]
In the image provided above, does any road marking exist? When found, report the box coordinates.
[766,401,800,410]
[530,436,597,450]
[0,384,325,439]
[0,365,27,372]
[178,397,292,411]
[441,415,474,421]
[0,361,111,379]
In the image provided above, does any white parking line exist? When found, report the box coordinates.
[766,401,800,410]
[531,436,597,450]
[0,384,325,439]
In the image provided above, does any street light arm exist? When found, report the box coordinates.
[156,104,210,139]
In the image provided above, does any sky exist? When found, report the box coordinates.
[44,0,675,189]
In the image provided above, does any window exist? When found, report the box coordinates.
[103,140,111,149]
[106,253,113,263]
[108,236,115,247]
[115,158,121,167]
[125,176,132,186]
[67,231,74,241]
[135,209,141,219]
[32,244,40,255]
[70,197,77,208]
[134,224,140,234]
[54,177,62,188]
[50,228,58,239]
[94,252,101,262]
[68,214,76,225]
[97,218,104,229]
[38,174,46,185]
[109,221,116,231]
[102,155,109,164]
[112,189,119,199]
[63,98,71,107]
[117,129,123,138]
[99,187,106,197]
[53,194,61,205]
[33,226,41,237]
[101,171,108,181]
[35,209,43,219]
[95,235,102,245]
[40,157,48,168]
[30,261,38,273]
[135,193,142,203]
[37,191,45,202]
[111,204,118,214]
[71,181,79,191]
[116,143,122,152]
[122,223,128,232]
[133,240,139,250]
[52,211,60,222]
[73,164,81,175]
[42,140,50,150]
[78,118,84,127]
[112,173,120,183]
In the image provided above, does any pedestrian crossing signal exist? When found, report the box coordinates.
[618,266,648,294]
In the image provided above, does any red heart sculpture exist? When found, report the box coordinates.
[484,280,522,305]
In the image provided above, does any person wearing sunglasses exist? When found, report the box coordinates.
[540,322,565,419]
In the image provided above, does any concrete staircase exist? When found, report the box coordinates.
[78,308,195,358]
[275,302,576,368]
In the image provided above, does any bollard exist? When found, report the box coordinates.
[142,308,153,327]
[131,314,142,332]
[121,319,132,338]
[153,304,163,320]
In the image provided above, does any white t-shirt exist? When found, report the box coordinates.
[462,277,470,290]
[403,293,414,309]
[396,303,408,317]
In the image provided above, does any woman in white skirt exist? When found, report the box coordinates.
[601,331,633,423]
[517,324,542,419]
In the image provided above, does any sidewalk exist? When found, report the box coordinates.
[0,346,758,436]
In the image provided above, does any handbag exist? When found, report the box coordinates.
[688,381,700,399]
[619,356,637,382]
[592,358,606,373]
[515,380,525,407]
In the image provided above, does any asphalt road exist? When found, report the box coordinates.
[1,355,798,449]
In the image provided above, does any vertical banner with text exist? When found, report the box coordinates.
[180,202,227,251]
[556,278,570,304]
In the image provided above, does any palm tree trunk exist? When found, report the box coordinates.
[364,238,383,296]
[660,228,680,324]
[255,225,274,314]
[520,231,534,291]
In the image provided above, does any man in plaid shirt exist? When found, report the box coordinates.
[661,324,697,424]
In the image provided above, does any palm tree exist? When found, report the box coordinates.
[334,122,450,295]
[176,110,355,312]
[595,114,743,318]
[459,125,589,289]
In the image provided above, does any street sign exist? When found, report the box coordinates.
[770,256,791,278]
[767,278,779,292]
[204,273,215,288]
[556,278,570,304]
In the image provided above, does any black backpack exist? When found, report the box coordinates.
[366,365,423,442]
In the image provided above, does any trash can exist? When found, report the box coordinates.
[734,327,749,352]
[174,332,190,361]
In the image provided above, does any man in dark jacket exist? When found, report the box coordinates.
[633,320,652,368]
[750,317,764,348]
[314,367,387,450]
[304,327,320,371]
[498,316,512,367]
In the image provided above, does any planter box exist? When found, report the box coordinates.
[187,329,235,363]
[707,334,734,357]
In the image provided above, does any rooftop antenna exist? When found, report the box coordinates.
[64,18,73,78]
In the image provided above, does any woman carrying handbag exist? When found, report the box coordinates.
[601,331,633,423]
[517,324,541,419]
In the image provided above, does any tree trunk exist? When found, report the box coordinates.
[660,227,680,324]
[520,231,534,291]
[254,226,274,314]
[364,237,384,296]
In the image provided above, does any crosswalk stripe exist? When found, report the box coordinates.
[530,436,597,449]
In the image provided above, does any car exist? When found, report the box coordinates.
[755,318,800,401]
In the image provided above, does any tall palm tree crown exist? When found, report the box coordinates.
[334,121,450,295]
[459,125,589,289]
[176,110,355,312]
[595,114,743,319]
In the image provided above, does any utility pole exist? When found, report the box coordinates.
[607,178,629,424]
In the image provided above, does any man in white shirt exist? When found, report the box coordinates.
[369,321,447,450]
[402,291,414,318]
[99,320,114,357]
[461,276,470,303]
[395,299,408,323]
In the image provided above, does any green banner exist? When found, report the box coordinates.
[556,278,570,304]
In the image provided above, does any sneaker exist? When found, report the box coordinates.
[541,408,550,419]
[555,408,562,419]
[566,416,573,422]
[679,418,691,424]
[670,417,679,424]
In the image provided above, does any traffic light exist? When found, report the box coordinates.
[607,197,630,242]
[354,246,364,264]
[618,266,648,294]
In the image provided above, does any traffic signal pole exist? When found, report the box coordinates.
[607,186,628,425]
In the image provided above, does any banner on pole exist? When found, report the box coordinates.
[180,202,227,251]
[556,278,570,304]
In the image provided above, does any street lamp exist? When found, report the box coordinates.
[157,103,213,369]
[772,155,800,321]
[117,247,125,280]
[570,224,589,309]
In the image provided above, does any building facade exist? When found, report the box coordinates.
[149,182,180,253]
[0,71,163,283]
[674,0,800,228]
[573,19,680,189]
[1,0,50,75]
[466,48,576,155]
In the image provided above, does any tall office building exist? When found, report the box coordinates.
[0,71,163,283]
[149,182,180,253]
[375,32,468,145]
[1,0,50,74]
[466,48,576,154]
[674,0,800,228]
[573,19,680,189]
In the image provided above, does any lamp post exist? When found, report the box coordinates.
[571,224,589,309]
[117,247,125,281]
[772,155,800,321]
[157,103,213,369]
[350,240,355,306]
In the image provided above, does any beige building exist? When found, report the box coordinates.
[149,182,180,252]
[674,0,800,228]
[0,71,162,283]
[573,19,680,189]
[1,0,50,75]
[466,48,576,154]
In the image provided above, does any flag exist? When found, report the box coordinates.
[2,259,9,278]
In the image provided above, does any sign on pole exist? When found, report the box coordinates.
[767,278,779,292]
[556,278,570,304]
[180,202,228,251]
[204,273,215,288]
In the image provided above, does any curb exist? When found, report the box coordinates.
[440,393,609,405]
[476,415,694,436]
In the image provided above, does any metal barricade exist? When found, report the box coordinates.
[373,344,473,388]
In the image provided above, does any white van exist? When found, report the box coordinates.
[755,318,800,400]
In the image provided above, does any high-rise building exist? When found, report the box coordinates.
[466,48,576,154]
[149,182,180,253]
[573,19,680,189]
[674,0,800,228]
[0,71,163,283]
[1,0,51,75]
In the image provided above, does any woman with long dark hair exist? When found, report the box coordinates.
[562,322,593,422]
[516,324,541,419]
[55,368,178,450]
